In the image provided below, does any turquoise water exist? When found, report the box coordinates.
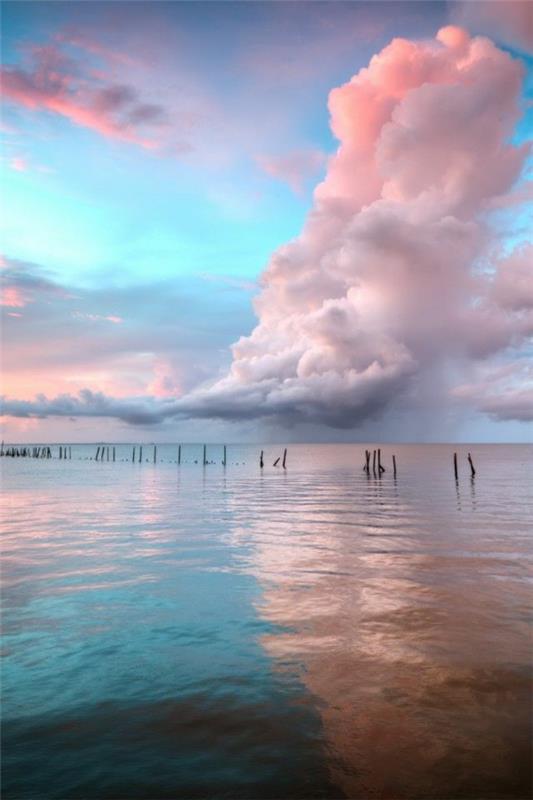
[1,444,532,798]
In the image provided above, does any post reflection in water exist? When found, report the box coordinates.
[1,444,532,799]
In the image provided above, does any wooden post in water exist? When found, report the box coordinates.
[273,457,280,466]
[113,447,116,462]
[222,445,226,467]
[372,449,376,475]
[467,452,476,477]
[106,446,109,462]
[282,448,287,469]
[260,450,264,468]
[178,444,181,465]
[153,445,157,464]
[138,445,142,463]
[95,446,100,461]
[203,445,207,466]
[378,448,385,473]
[69,446,72,459]
[392,455,397,477]
[132,446,136,463]
[453,452,458,480]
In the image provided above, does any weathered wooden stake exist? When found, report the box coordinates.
[392,455,397,476]
[467,452,476,477]
[203,444,207,465]
[222,445,226,466]
[113,447,116,462]
[453,452,458,480]
[372,449,376,475]
[132,446,136,463]
[260,450,264,468]
[95,446,100,461]
[178,444,181,465]
[69,446,72,459]
[139,445,143,463]
[107,446,109,462]
[282,448,287,469]
[153,445,157,464]
[273,457,280,466]
[378,448,385,473]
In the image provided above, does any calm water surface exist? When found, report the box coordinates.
[1,444,532,799]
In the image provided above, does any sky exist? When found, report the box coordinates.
[1,0,532,443]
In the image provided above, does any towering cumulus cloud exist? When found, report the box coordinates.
[184,26,531,427]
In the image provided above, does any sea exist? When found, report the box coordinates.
[1,443,532,799]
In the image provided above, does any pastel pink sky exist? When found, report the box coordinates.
[1,2,532,442]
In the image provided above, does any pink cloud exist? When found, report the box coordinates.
[1,286,28,307]
[0,43,167,149]
[179,26,531,427]
[452,0,533,53]
[72,312,123,324]
[55,28,138,67]
[257,149,326,194]
[9,156,27,172]
[452,360,533,422]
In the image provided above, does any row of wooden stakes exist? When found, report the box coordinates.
[0,444,477,478]
[363,448,397,476]
[1,445,59,459]
[454,451,476,479]
[0,443,287,466]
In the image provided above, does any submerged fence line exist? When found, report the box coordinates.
[1,442,479,480]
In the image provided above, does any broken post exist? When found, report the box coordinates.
[392,455,397,477]
[453,452,458,481]
[378,448,385,473]
[282,448,287,469]
[273,457,280,467]
[260,450,264,468]
[467,452,476,478]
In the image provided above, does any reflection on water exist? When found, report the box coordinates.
[2,444,532,799]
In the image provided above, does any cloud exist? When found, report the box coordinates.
[9,156,27,172]
[453,360,533,422]
[1,257,72,307]
[451,1,533,53]
[174,26,531,428]
[0,390,176,426]
[0,43,168,149]
[2,26,531,431]
[257,149,326,194]
[1,255,255,405]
